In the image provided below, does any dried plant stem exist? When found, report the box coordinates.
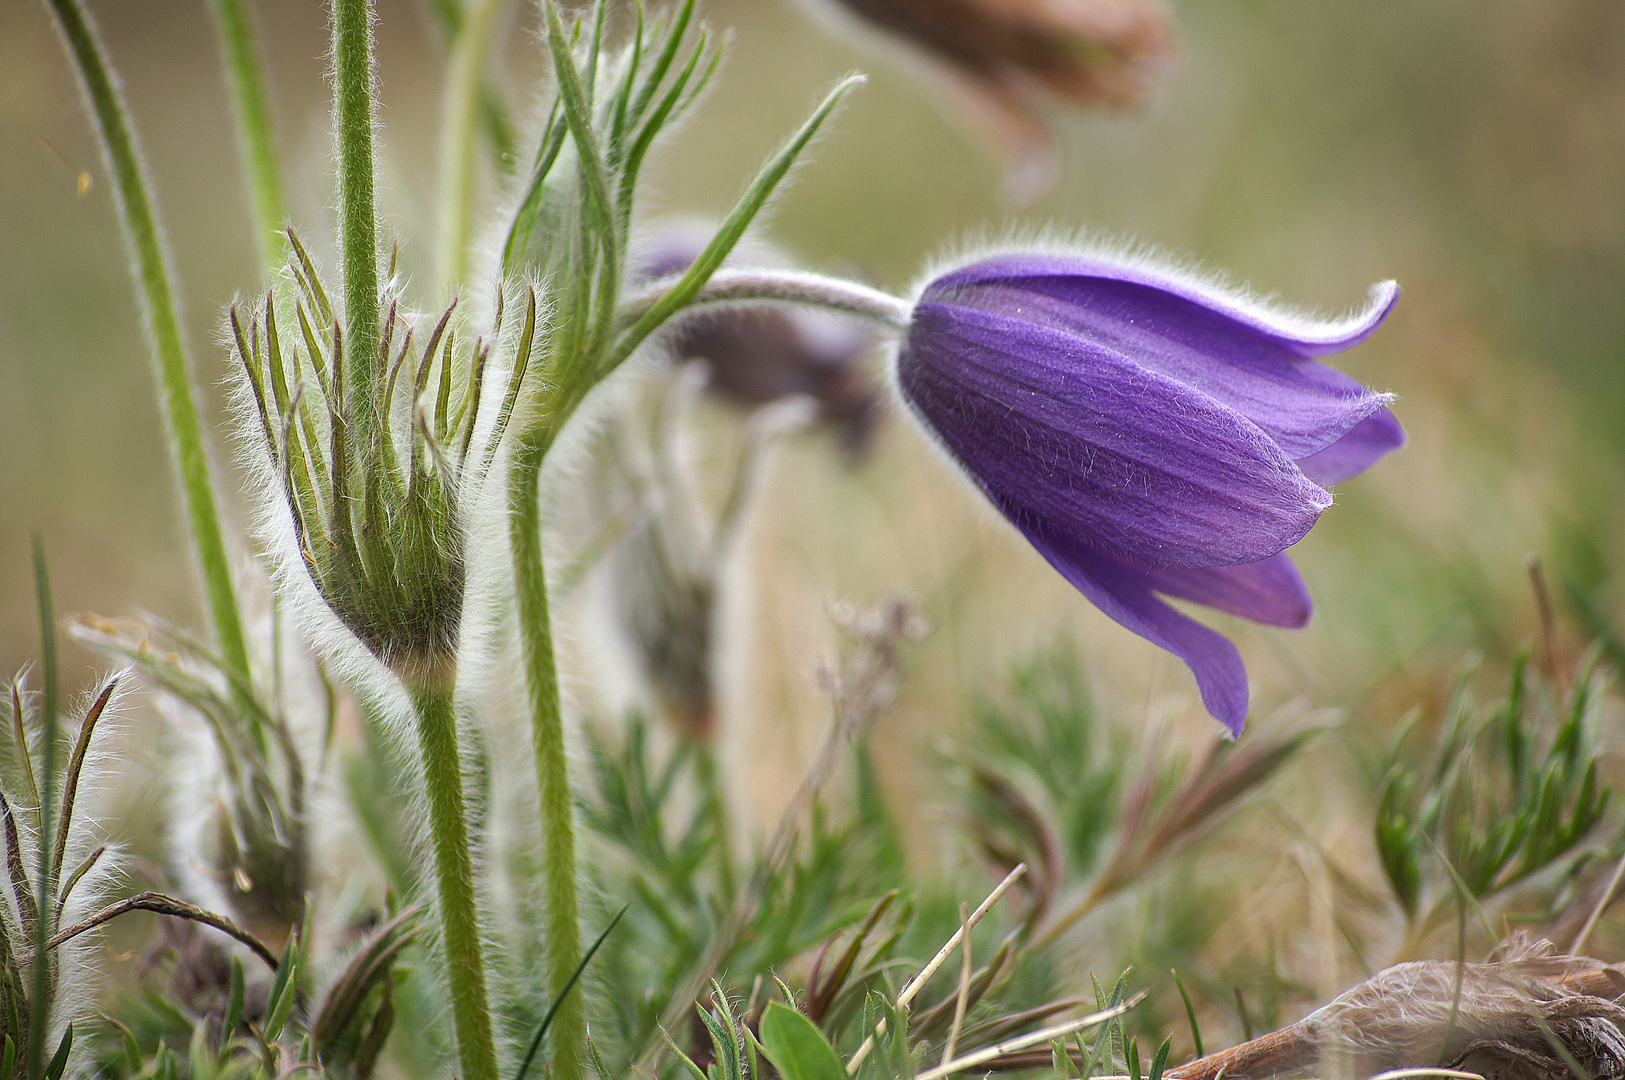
[913,998,1140,1080]
[435,0,503,291]
[333,0,382,411]
[1164,1022,1315,1080]
[511,432,586,1080]
[208,0,286,270]
[941,902,973,1066]
[411,683,499,1080]
[1565,850,1625,953]
[45,891,278,970]
[45,0,257,735]
[846,864,1029,1074]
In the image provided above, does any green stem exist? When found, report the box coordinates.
[28,538,58,1080]
[424,0,517,177]
[435,0,503,292]
[510,431,585,1080]
[45,0,258,737]
[693,740,737,903]
[208,0,287,272]
[332,0,381,413]
[411,682,499,1080]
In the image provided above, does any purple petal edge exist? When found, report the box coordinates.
[1296,406,1406,485]
[1012,509,1250,735]
[926,253,1399,360]
[1132,551,1312,629]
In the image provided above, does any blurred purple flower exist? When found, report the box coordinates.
[895,252,1403,733]
[639,226,879,449]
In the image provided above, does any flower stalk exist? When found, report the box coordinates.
[230,260,532,1080]
[333,0,382,413]
[509,431,584,1080]
[208,0,287,271]
[410,683,499,1080]
[45,0,258,744]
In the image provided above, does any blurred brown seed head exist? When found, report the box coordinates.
[809,0,1177,196]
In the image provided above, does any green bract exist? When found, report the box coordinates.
[229,238,536,685]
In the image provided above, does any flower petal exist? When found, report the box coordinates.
[900,300,1333,568]
[927,253,1398,357]
[1295,406,1405,485]
[1012,511,1250,734]
[928,269,1392,459]
[1129,551,1312,628]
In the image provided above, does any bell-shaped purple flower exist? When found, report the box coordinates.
[895,252,1403,734]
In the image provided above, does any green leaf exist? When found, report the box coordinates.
[42,1024,72,1080]
[605,72,865,375]
[758,1002,845,1080]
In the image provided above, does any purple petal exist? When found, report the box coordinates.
[900,300,1333,568]
[1132,551,1312,628]
[1295,406,1406,485]
[1014,513,1250,734]
[927,253,1398,357]
[926,271,1393,460]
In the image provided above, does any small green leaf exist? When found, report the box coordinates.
[1172,969,1203,1059]
[42,1024,72,1080]
[1148,1036,1172,1080]
[225,957,245,1041]
[758,1002,845,1080]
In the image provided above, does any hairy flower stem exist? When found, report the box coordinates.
[510,431,585,1080]
[332,0,382,412]
[45,0,258,739]
[618,268,914,331]
[411,682,499,1080]
[208,0,286,271]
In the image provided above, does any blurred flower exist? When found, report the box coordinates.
[894,251,1403,733]
[588,365,814,741]
[638,225,880,450]
[807,0,1177,197]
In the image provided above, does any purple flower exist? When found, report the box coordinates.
[894,252,1403,734]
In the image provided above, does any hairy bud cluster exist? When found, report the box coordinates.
[231,236,536,684]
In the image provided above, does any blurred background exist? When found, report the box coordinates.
[4,0,1625,1015]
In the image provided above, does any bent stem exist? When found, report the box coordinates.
[617,268,913,331]
[45,0,258,741]
[510,431,585,1080]
[411,682,499,1080]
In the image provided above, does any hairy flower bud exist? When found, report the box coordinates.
[230,237,536,685]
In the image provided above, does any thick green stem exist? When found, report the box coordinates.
[45,0,258,735]
[435,0,504,292]
[332,0,381,412]
[510,432,585,1080]
[411,683,500,1080]
[208,0,287,272]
